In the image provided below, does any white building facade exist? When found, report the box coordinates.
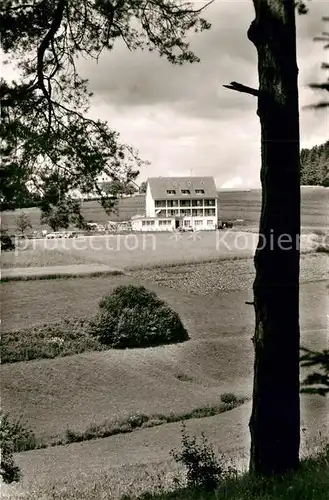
[131,215,175,232]
[140,177,218,231]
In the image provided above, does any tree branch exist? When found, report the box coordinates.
[309,83,329,91]
[303,101,329,109]
[37,0,67,132]
[223,81,259,97]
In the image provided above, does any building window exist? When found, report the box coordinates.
[166,190,176,195]
[184,220,191,227]
[204,199,216,207]
[167,200,179,207]
[181,189,190,195]
[205,209,215,216]
[192,209,203,217]
[179,199,191,207]
[159,220,171,226]
[195,189,205,194]
[195,219,203,226]
[192,199,203,207]
[142,221,147,226]
[180,209,191,216]
[155,200,166,207]
[207,220,214,226]
[168,209,179,217]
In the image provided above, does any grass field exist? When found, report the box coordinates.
[0,231,256,271]
[1,272,327,500]
[0,247,99,269]
[2,230,325,274]
[1,187,328,233]
[1,278,327,444]
[3,397,328,500]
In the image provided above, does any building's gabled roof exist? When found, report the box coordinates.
[147,177,218,200]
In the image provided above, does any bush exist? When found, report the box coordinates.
[0,230,15,251]
[1,317,104,364]
[0,413,37,452]
[220,393,239,406]
[300,348,329,396]
[99,284,164,311]
[0,441,21,484]
[0,413,37,484]
[171,425,232,492]
[315,244,329,254]
[89,285,189,348]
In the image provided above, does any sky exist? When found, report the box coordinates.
[3,1,327,189]
[76,0,328,189]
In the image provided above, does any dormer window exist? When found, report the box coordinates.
[195,189,205,194]
[166,189,176,195]
[181,189,190,194]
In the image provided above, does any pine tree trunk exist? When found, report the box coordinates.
[248,0,301,475]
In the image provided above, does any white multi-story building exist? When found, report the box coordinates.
[131,177,218,231]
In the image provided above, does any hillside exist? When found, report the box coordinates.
[300,141,329,187]
[1,187,327,232]
[2,279,327,441]
[3,396,328,500]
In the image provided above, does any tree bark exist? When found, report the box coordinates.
[248,0,301,475]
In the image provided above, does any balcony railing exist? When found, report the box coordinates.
[192,209,204,217]
[180,209,192,216]
[153,199,217,211]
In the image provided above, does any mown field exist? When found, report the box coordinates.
[2,230,326,271]
[1,276,327,440]
[1,271,328,499]
[0,247,100,269]
[1,187,328,233]
[2,255,328,331]
[3,396,328,500]
[1,231,255,270]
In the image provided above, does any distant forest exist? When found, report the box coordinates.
[300,141,329,187]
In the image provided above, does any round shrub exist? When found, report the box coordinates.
[89,285,189,348]
[220,393,238,405]
[99,284,164,312]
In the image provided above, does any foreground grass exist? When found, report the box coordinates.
[4,446,328,500]
[126,448,329,500]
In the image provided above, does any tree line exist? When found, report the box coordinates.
[300,141,329,187]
